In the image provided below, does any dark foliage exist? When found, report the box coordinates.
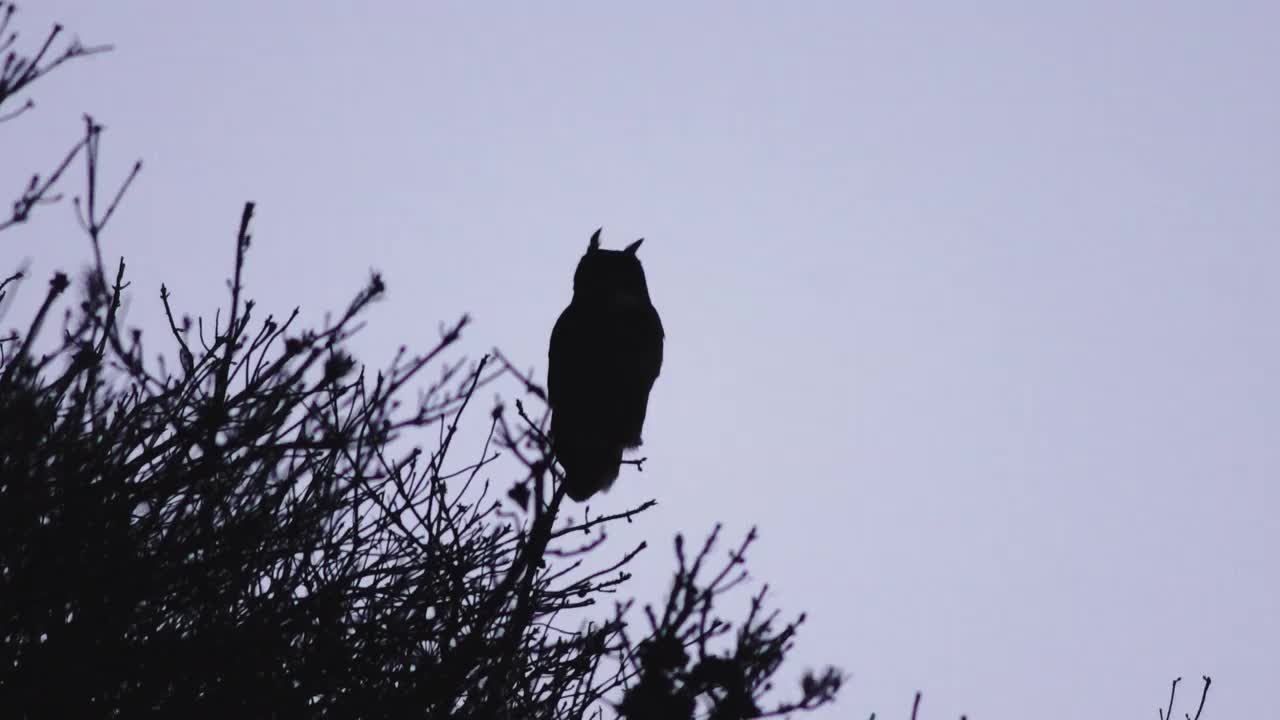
[0,5,841,718]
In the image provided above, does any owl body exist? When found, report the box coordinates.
[548,231,664,501]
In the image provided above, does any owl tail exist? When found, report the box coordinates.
[554,435,624,502]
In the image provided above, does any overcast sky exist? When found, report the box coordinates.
[7,2,1278,718]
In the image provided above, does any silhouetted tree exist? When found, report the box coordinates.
[0,6,842,718]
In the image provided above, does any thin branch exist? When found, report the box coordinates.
[0,133,88,233]
[1160,677,1181,720]
[0,5,112,113]
[1188,676,1211,720]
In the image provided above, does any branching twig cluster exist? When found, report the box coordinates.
[615,527,842,719]
[0,2,112,232]
[0,199,841,718]
[1160,676,1213,720]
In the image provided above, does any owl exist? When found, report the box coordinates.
[548,229,665,501]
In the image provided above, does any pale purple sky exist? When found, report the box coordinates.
[7,3,1278,718]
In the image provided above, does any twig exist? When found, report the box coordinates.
[0,133,88,232]
[1160,677,1181,720]
[160,283,195,375]
[550,499,657,540]
[1188,676,1211,720]
[0,271,68,386]
[0,6,112,114]
[0,270,21,301]
[215,201,254,402]
[0,97,32,122]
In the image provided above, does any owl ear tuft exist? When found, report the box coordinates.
[588,228,602,251]
[624,238,644,255]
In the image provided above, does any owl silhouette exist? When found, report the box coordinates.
[548,229,664,501]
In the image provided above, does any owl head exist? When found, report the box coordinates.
[572,228,652,304]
